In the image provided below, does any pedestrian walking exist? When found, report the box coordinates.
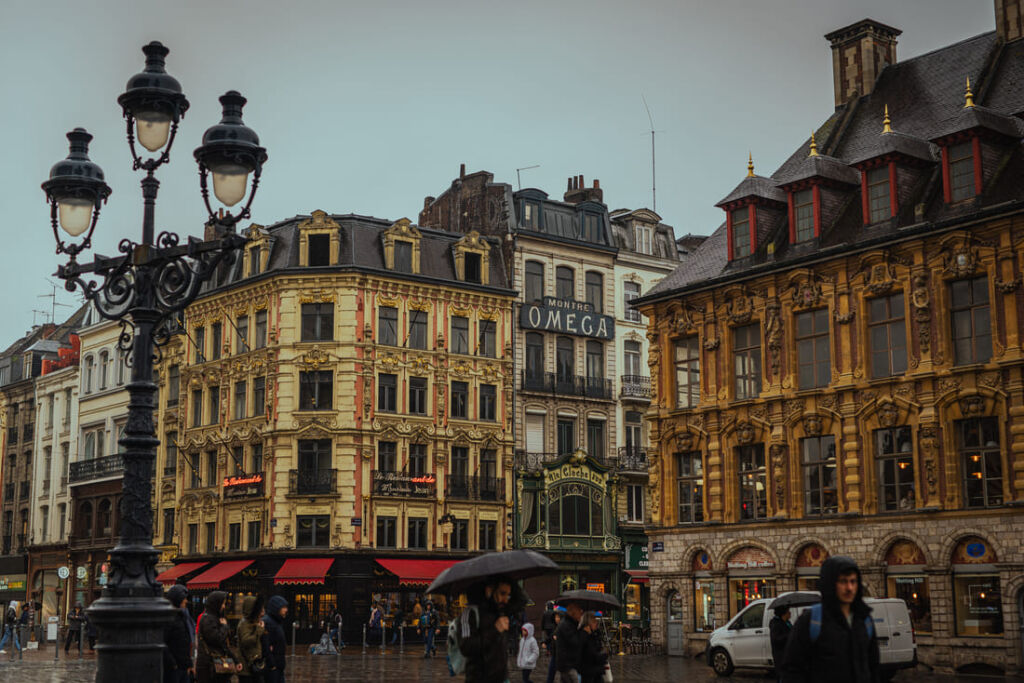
[544,610,562,683]
[781,555,880,683]
[578,612,608,683]
[419,600,439,657]
[516,623,540,682]
[64,603,83,653]
[261,595,288,683]
[236,595,266,683]
[390,602,405,644]
[195,591,241,683]
[554,602,584,683]
[540,602,556,654]
[458,576,524,683]
[18,603,32,649]
[0,602,20,655]
[769,606,792,682]
[368,601,383,645]
[163,585,194,683]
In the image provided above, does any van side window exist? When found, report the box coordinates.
[738,603,765,629]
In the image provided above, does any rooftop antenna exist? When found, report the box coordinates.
[516,165,540,190]
[642,95,660,212]
[38,280,73,324]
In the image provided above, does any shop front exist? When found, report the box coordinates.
[623,543,649,625]
[372,557,462,643]
[0,555,27,609]
[725,546,776,617]
[28,547,67,636]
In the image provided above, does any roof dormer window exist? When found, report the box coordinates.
[307,233,330,266]
[464,253,481,283]
[582,214,603,243]
[635,225,652,255]
[453,231,490,285]
[947,140,977,202]
[394,240,412,273]
[730,206,752,259]
[793,189,816,242]
[382,218,422,274]
[523,201,540,229]
[865,166,893,223]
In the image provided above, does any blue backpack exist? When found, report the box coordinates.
[807,603,874,642]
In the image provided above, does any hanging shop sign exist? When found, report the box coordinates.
[372,471,437,497]
[626,544,650,570]
[223,473,265,500]
[520,297,614,340]
[0,576,25,592]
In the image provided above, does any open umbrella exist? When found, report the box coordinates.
[555,589,621,610]
[426,549,559,595]
[768,591,821,611]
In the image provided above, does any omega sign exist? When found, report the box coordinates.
[521,297,614,340]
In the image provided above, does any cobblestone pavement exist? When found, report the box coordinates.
[0,647,1021,682]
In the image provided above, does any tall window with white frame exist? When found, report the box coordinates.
[585,272,603,313]
[737,444,766,521]
[733,324,761,400]
[451,317,469,355]
[623,281,642,322]
[626,484,644,523]
[876,426,913,512]
[802,435,838,516]
[675,337,700,408]
[623,340,642,379]
[731,207,751,259]
[408,310,428,349]
[793,189,815,241]
[634,224,652,255]
[948,141,975,202]
[950,276,991,365]
[795,309,831,389]
[867,167,892,223]
[378,307,398,346]
[676,451,704,524]
[525,261,544,304]
[301,303,333,342]
[957,417,1002,508]
[555,266,574,300]
[868,293,907,378]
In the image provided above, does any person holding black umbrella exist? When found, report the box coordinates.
[769,606,791,682]
[553,602,583,682]
[459,576,523,683]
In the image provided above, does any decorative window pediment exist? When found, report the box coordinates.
[298,210,340,267]
[382,218,422,274]
[454,231,490,285]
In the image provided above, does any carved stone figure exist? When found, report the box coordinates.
[911,273,932,354]
[803,414,823,437]
[764,298,783,376]
[918,425,940,496]
[877,402,899,428]
[736,421,756,445]
[769,444,787,513]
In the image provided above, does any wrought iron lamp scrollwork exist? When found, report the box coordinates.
[40,40,267,683]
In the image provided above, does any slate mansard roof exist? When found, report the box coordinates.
[204,212,513,296]
[642,30,1024,303]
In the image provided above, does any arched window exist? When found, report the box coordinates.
[84,433,96,460]
[97,499,112,536]
[78,502,93,538]
[525,261,545,304]
[84,356,94,393]
[585,271,603,313]
[116,352,126,385]
[98,351,109,390]
[525,333,544,382]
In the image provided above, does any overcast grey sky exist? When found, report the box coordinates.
[0,0,995,346]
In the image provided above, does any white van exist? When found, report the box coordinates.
[705,592,917,680]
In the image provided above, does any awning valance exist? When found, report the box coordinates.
[157,562,208,586]
[626,569,649,585]
[376,559,460,587]
[274,558,333,585]
[187,560,254,590]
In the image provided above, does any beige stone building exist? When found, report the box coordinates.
[155,210,515,639]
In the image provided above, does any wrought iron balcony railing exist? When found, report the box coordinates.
[288,468,337,496]
[519,371,613,400]
[619,375,651,400]
[446,475,502,501]
[69,454,126,484]
[614,446,649,472]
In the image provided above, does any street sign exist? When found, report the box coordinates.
[76,566,87,580]
[651,542,665,553]
[57,566,70,580]
[351,518,362,527]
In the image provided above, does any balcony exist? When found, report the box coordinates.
[519,372,613,400]
[515,450,560,472]
[372,470,437,498]
[69,454,126,484]
[619,375,651,400]
[614,447,649,473]
[446,475,502,501]
[288,468,336,497]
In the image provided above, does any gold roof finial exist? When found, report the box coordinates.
[808,131,819,157]
[882,104,892,134]
[747,152,755,177]
[965,76,975,108]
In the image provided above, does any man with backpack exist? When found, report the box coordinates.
[419,601,439,657]
[781,555,880,683]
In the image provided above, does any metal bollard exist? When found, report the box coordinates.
[362,624,367,652]
[291,621,296,657]
[380,625,386,654]
[336,624,342,655]
[399,625,404,654]
[18,627,22,660]
[54,628,59,661]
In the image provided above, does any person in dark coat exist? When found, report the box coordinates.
[236,595,266,683]
[163,584,194,683]
[544,610,562,683]
[459,576,525,683]
[64,603,83,653]
[578,612,608,683]
[554,602,584,682]
[196,591,240,683]
[769,607,791,682]
[540,602,556,653]
[85,612,97,650]
[261,595,288,683]
[781,556,880,683]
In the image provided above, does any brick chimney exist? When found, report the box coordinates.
[563,175,604,204]
[996,0,1024,41]
[825,19,902,107]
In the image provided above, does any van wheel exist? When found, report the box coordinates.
[710,648,734,676]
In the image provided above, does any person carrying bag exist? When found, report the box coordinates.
[236,596,267,683]
[196,591,241,683]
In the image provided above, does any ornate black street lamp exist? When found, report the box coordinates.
[41,41,267,683]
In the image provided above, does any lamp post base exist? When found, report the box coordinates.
[87,594,175,683]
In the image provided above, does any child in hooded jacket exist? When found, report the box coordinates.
[516,622,540,682]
